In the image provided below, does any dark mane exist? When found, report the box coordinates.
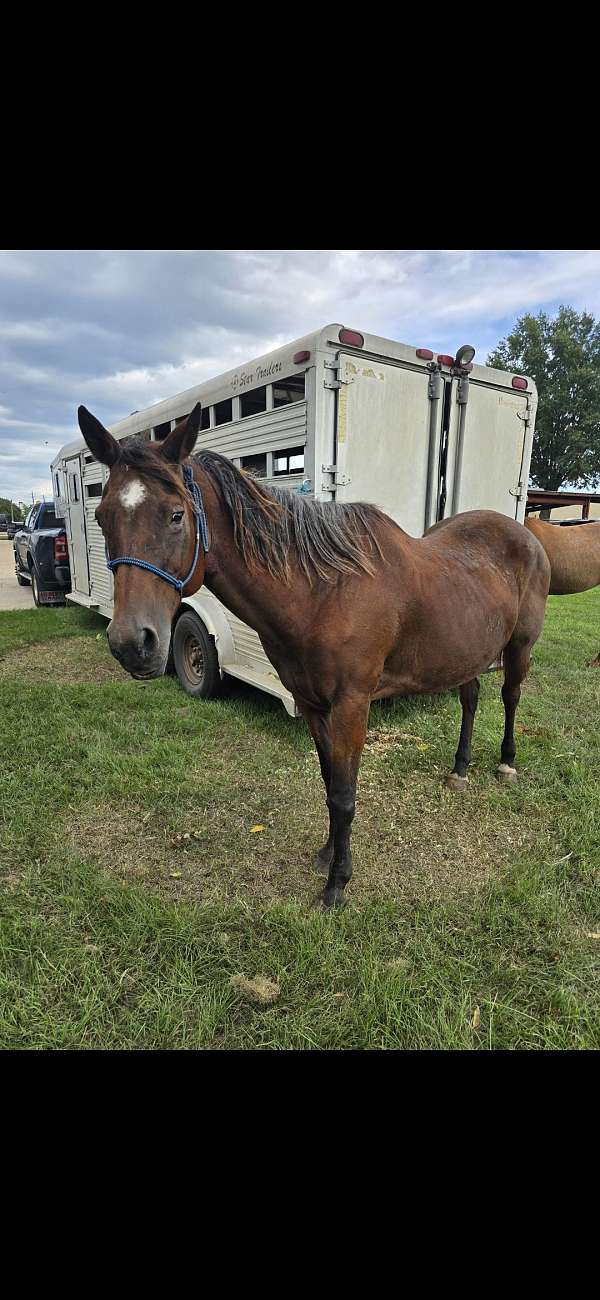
[194,450,387,584]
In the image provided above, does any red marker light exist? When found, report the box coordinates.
[437,354,455,367]
[338,329,364,347]
[416,348,434,360]
[293,350,311,364]
[512,377,528,390]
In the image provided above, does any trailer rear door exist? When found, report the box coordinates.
[333,354,437,535]
[445,382,531,522]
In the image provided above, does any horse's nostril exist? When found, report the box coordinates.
[141,627,158,657]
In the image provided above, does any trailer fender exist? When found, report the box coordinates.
[180,591,236,676]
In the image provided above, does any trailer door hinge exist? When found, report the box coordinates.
[321,464,351,489]
[509,482,525,500]
[323,360,354,390]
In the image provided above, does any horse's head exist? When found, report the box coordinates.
[77,403,206,679]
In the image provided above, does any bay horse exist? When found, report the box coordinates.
[77,403,551,908]
[525,514,600,665]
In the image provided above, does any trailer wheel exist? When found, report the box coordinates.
[172,611,222,699]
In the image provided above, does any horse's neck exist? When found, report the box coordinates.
[193,465,301,638]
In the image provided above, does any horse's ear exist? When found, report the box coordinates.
[161,404,203,463]
[78,407,120,467]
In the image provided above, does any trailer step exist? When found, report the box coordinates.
[66,592,100,609]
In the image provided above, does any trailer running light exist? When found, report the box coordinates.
[437,354,455,367]
[293,350,311,364]
[416,348,434,360]
[338,329,364,348]
[512,377,528,390]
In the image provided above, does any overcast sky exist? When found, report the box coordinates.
[2,248,600,507]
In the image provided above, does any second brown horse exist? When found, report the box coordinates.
[525,514,600,664]
[77,403,551,907]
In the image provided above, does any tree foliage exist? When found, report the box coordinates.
[488,306,600,490]
[0,497,25,522]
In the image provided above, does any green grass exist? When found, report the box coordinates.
[1,595,599,1050]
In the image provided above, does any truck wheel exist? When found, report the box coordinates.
[172,611,222,699]
[31,570,42,606]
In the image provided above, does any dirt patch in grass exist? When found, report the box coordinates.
[0,635,129,684]
[65,758,552,909]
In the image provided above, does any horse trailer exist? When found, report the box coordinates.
[52,324,537,715]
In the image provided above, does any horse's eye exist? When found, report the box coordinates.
[171,511,184,523]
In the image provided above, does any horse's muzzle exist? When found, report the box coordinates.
[107,621,168,678]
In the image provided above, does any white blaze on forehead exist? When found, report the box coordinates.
[120,478,147,510]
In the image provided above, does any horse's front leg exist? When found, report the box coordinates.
[305,695,370,908]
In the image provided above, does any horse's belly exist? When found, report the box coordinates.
[376,602,514,697]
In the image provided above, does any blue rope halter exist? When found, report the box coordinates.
[105,464,210,593]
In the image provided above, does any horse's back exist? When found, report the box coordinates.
[525,515,600,594]
[424,509,549,586]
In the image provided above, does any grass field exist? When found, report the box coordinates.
[1,593,599,1050]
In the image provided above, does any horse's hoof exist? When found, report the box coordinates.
[311,887,347,911]
[314,844,334,874]
[445,772,468,792]
[496,764,517,783]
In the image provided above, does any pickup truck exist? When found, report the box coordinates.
[13,501,71,606]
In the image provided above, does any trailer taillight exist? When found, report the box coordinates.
[437,354,455,367]
[338,329,364,348]
[512,377,528,390]
[293,350,310,364]
[416,348,434,360]
[54,536,67,561]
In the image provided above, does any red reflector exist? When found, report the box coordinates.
[512,376,528,390]
[293,350,310,364]
[338,329,364,347]
[416,348,434,360]
[437,354,455,366]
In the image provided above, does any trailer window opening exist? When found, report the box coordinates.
[273,447,305,475]
[273,375,305,407]
[154,421,171,441]
[86,482,103,497]
[200,407,210,430]
[54,472,62,498]
[214,399,233,426]
[70,474,79,503]
[241,453,267,478]
[240,386,267,418]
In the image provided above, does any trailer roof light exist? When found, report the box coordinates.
[455,344,476,366]
[339,329,364,347]
[293,350,311,364]
[416,348,434,360]
[437,354,455,367]
[512,377,528,390]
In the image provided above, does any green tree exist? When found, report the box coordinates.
[0,497,25,522]
[488,306,600,490]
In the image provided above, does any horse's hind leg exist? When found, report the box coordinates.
[497,640,531,783]
[446,678,480,791]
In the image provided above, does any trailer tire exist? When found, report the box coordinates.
[172,611,222,699]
